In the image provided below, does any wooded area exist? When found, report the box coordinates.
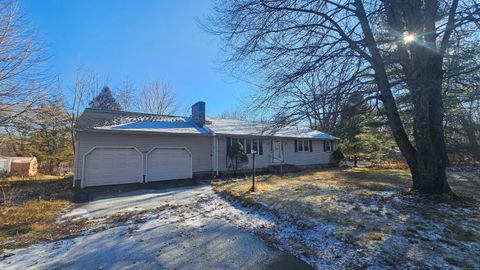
[0,0,478,194]
[209,0,480,194]
[0,1,179,176]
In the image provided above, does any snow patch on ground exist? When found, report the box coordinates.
[0,185,312,270]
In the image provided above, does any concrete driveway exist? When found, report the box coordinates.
[1,183,312,270]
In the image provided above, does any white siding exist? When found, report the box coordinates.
[216,136,333,171]
[282,139,331,165]
[74,131,336,182]
[75,131,212,180]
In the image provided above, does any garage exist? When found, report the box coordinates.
[83,147,143,187]
[146,147,192,182]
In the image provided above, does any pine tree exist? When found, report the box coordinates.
[227,141,248,175]
[89,86,121,111]
[338,93,369,167]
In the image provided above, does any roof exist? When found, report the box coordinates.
[75,108,339,140]
[206,118,338,139]
[7,157,36,163]
[75,109,209,135]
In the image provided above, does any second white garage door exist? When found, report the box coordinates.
[83,147,143,187]
[146,148,192,182]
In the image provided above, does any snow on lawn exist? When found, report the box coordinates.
[1,185,313,269]
[212,169,480,269]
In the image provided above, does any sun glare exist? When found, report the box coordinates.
[403,32,416,44]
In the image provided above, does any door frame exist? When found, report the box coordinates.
[145,147,192,182]
[271,139,284,163]
[82,146,143,188]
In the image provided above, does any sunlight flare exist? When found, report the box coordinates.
[403,32,416,44]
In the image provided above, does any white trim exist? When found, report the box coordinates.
[145,147,193,182]
[81,146,143,188]
[72,131,79,188]
[216,136,219,176]
[272,139,284,163]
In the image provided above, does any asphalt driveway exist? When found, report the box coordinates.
[1,183,311,270]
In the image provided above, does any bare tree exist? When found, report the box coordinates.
[68,66,101,153]
[115,77,136,111]
[136,80,178,115]
[0,0,50,125]
[210,0,480,194]
[217,106,249,120]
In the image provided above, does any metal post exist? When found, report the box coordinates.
[250,150,257,192]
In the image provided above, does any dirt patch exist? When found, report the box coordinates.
[0,177,84,253]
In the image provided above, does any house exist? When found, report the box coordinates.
[73,101,339,188]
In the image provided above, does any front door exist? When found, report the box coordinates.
[272,140,283,163]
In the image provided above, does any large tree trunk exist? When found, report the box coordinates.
[409,53,452,194]
[354,0,454,195]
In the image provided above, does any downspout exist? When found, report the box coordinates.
[203,123,218,177]
[210,133,219,177]
[215,135,219,177]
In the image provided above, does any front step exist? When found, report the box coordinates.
[268,164,300,174]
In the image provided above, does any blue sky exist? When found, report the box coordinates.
[20,0,252,116]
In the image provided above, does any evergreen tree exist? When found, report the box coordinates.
[7,102,73,174]
[338,94,397,166]
[227,141,248,175]
[338,93,369,167]
[89,86,121,111]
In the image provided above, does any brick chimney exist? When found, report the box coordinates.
[191,101,206,126]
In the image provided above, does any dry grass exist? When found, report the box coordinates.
[0,173,72,182]
[0,176,82,252]
[212,168,480,268]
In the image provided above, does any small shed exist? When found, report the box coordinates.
[8,157,38,177]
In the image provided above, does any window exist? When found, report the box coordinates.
[227,137,263,155]
[296,139,311,152]
[324,140,332,152]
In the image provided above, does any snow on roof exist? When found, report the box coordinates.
[76,109,338,139]
[97,117,209,134]
[205,118,339,140]
[75,109,209,135]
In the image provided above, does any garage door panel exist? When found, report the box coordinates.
[147,148,192,182]
[84,148,142,187]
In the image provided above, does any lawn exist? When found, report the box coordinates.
[212,168,480,269]
[0,176,85,253]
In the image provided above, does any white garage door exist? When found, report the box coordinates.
[146,148,192,182]
[84,147,142,187]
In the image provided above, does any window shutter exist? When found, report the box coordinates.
[294,140,298,152]
[323,141,326,152]
[309,140,313,152]
[259,140,263,155]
